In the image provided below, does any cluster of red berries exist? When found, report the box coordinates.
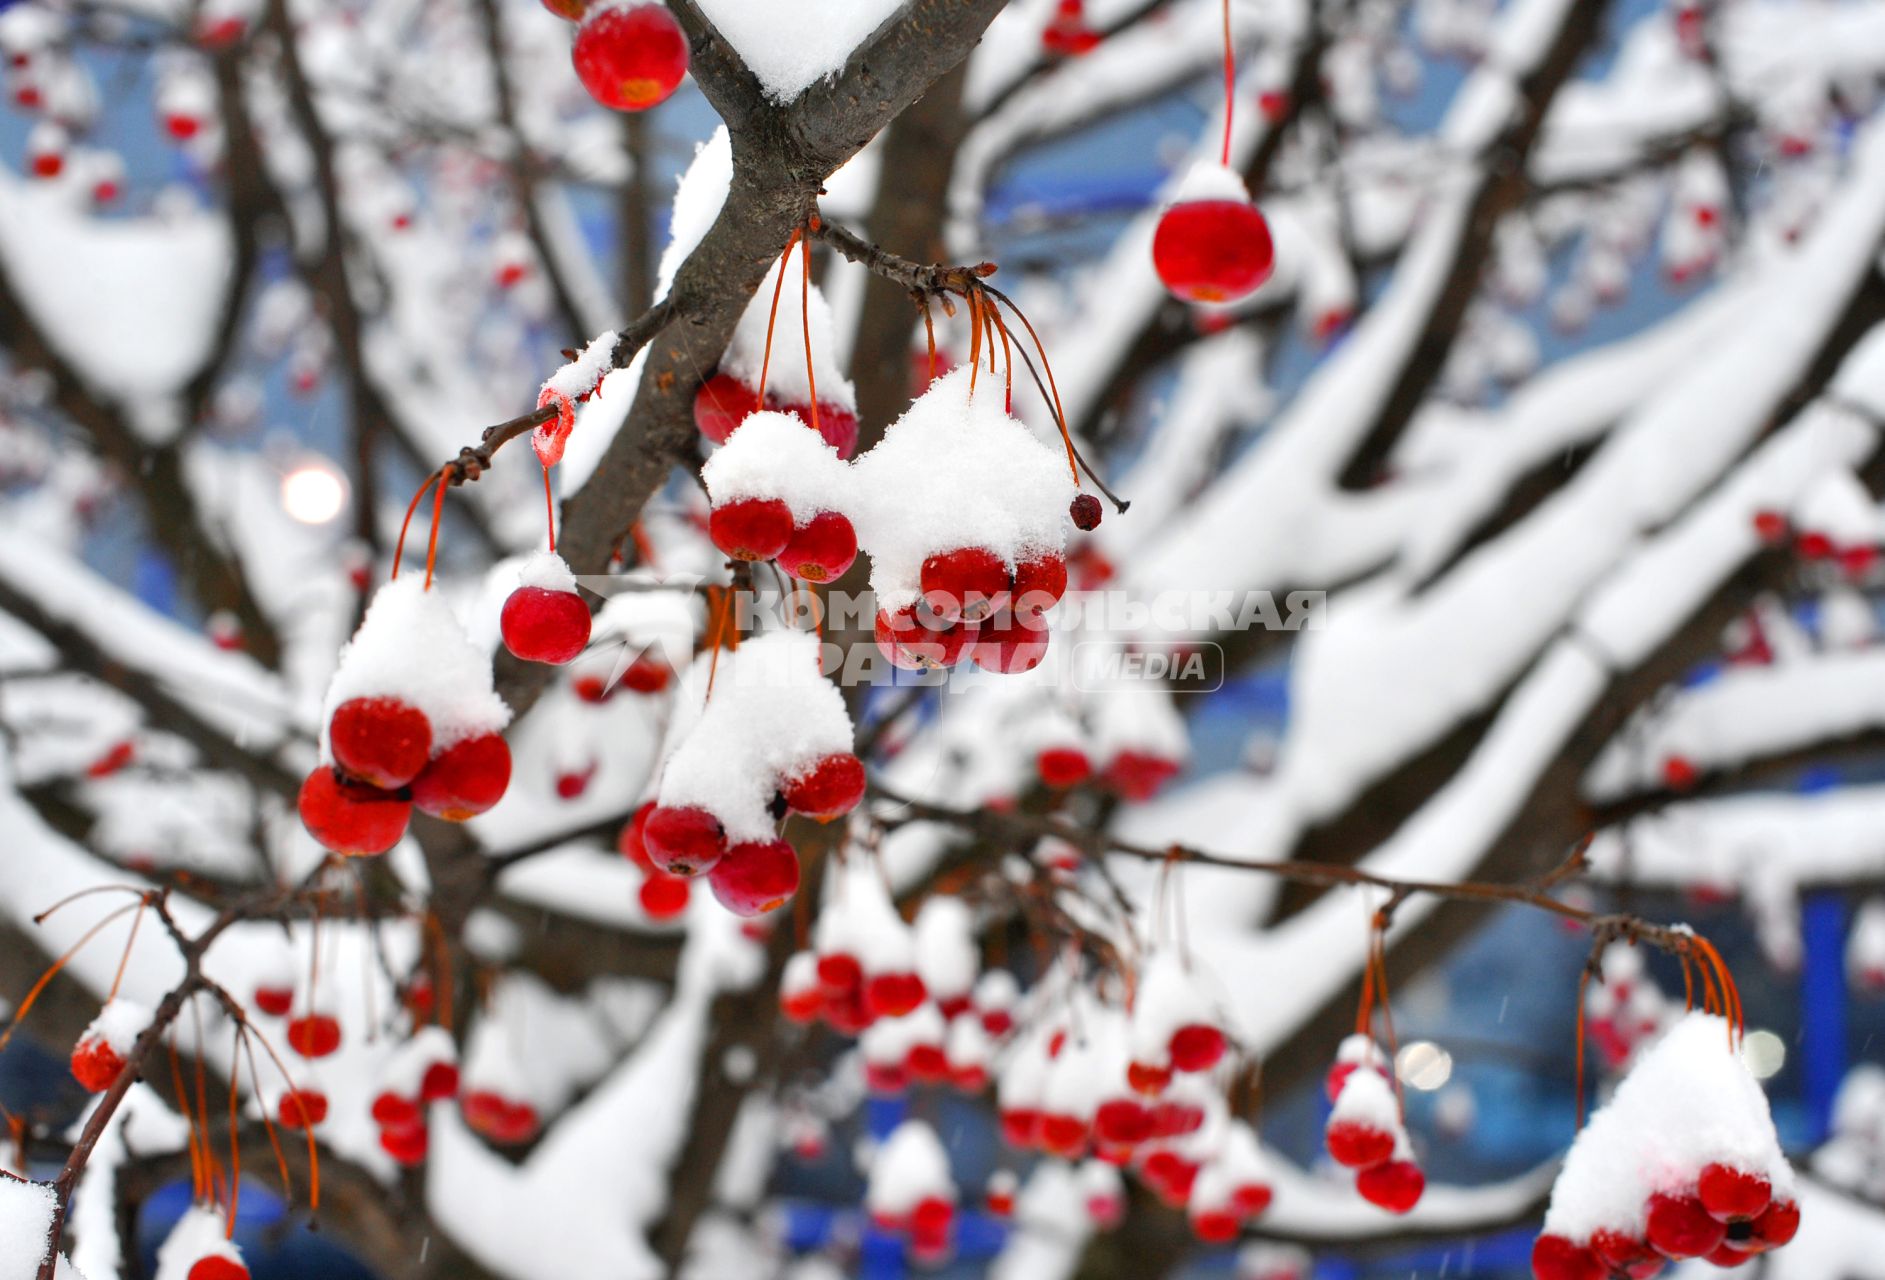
[462,1087,543,1147]
[1036,738,1183,800]
[866,1122,958,1266]
[548,1,690,113]
[1323,1036,1426,1214]
[300,694,512,855]
[370,1029,460,1166]
[164,1209,250,1280]
[617,800,694,920]
[1531,1165,1800,1278]
[701,411,861,581]
[874,545,1069,676]
[1753,508,1880,579]
[695,371,860,459]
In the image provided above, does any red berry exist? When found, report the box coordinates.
[621,651,671,693]
[379,1120,428,1166]
[1661,755,1698,791]
[1703,1243,1754,1268]
[617,800,657,869]
[164,113,200,140]
[570,3,689,112]
[298,766,410,856]
[1038,1111,1088,1156]
[253,985,293,1017]
[1325,1119,1395,1169]
[1530,1234,1606,1280]
[329,696,432,789]
[501,585,591,665]
[1356,1159,1424,1214]
[1841,544,1878,579]
[1698,1163,1771,1220]
[971,612,1050,674]
[639,872,691,919]
[462,1091,540,1145]
[420,1061,459,1100]
[1751,1198,1799,1247]
[287,1013,341,1058]
[709,497,794,562]
[1230,1180,1273,1217]
[30,151,61,179]
[1070,493,1103,531]
[693,373,755,443]
[1037,746,1091,788]
[1103,750,1181,802]
[906,1042,950,1082]
[1751,510,1788,543]
[1126,1061,1172,1095]
[777,510,859,583]
[1151,1098,1204,1138]
[541,0,586,19]
[1324,1061,1360,1103]
[1190,1208,1240,1243]
[707,839,800,916]
[874,604,977,670]
[643,805,726,876]
[278,1088,329,1128]
[70,1037,124,1093]
[1797,530,1834,559]
[782,752,865,821]
[778,401,859,458]
[411,733,512,821]
[1167,1023,1226,1073]
[1646,1192,1726,1258]
[781,984,823,1024]
[187,1258,249,1280]
[372,1090,420,1128]
[1589,1230,1662,1276]
[1093,1097,1154,1146]
[85,740,135,779]
[864,972,926,1018]
[1153,199,1275,303]
[555,764,595,800]
[921,547,1010,622]
[1012,554,1069,616]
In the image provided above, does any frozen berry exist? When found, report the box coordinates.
[642,804,727,876]
[639,872,691,920]
[1037,746,1091,788]
[501,585,591,665]
[782,752,865,821]
[874,604,976,670]
[278,1087,328,1128]
[1070,493,1104,530]
[1152,199,1275,303]
[1325,1119,1395,1169]
[1698,1163,1771,1221]
[707,839,800,916]
[709,497,794,562]
[970,612,1050,674]
[693,372,754,444]
[864,972,926,1018]
[571,3,688,112]
[298,766,410,856]
[287,1013,341,1058]
[1646,1192,1726,1258]
[921,547,1010,622]
[777,510,858,583]
[411,734,512,821]
[70,1037,124,1093]
[1530,1234,1605,1280]
[1356,1159,1424,1214]
[1168,1023,1226,1073]
[329,696,432,789]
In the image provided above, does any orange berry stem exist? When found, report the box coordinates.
[967,289,984,397]
[107,896,147,1003]
[236,1024,295,1201]
[800,229,821,437]
[423,472,447,591]
[922,301,938,384]
[542,465,557,554]
[392,470,441,582]
[226,1025,242,1232]
[1219,0,1235,168]
[984,286,1081,486]
[0,901,141,1058]
[1574,967,1591,1130]
[756,229,802,413]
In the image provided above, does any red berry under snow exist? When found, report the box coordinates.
[411,733,512,821]
[1698,1162,1772,1220]
[328,696,432,789]
[1152,199,1276,304]
[875,604,977,670]
[782,752,866,821]
[693,372,755,444]
[187,1258,250,1280]
[710,497,795,562]
[501,585,591,665]
[865,972,927,1019]
[287,1012,342,1058]
[1356,1159,1424,1214]
[71,1038,124,1093]
[253,984,294,1018]
[1167,1022,1226,1073]
[278,1088,329,1128]
[570,3,688,112]
[642,804,727,876]
[971,612,1050,674]
[921,547,1010,622]
[1037,745,1092,788]
[783,401,860,459]
[1530,1234,1605,1280]
[1646,1192,1726,1258]
[1012,554,1069,615]
[298,766,411,856]
[1325,1118,1396,1169]
[707,839,800,916]
[379,1121,428,1166]
[777,511,858,583]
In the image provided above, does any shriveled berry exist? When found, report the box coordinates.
[70,1037,124,1093]
[1070,493,1104,530]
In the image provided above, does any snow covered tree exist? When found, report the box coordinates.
[1,0,1884,1277]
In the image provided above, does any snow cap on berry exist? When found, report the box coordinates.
[849,366,1077,615]
[700,411,851,519]
[153,1205,243,1280]
[866,1119,955,1220]
[1129,949,1224,1065]
[321,577,510,758]
[1541,1012,1794,1245]
[913,897,979,1009]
